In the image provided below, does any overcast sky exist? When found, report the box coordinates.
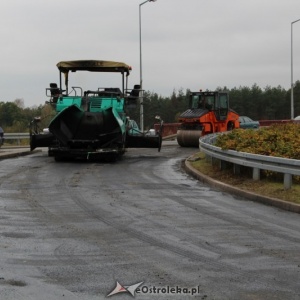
[1,0,300,107]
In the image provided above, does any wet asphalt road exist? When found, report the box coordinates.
[0,145,300,300]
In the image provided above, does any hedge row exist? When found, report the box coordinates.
[215,123,300,159]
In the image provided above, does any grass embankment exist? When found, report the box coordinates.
[190,123,300,204]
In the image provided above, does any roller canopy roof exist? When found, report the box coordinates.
[56,60,131,74]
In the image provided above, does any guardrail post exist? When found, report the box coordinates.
[233,164,240,175]
[284,173,292,190]
[205,154,213,164]
[253,168,260,181]
[220,160,225,170]
[220,160,231,170]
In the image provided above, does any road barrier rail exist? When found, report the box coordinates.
[4,133,29,139]
[199,133,300,189]
[2,133,29,146]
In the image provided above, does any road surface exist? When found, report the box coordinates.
[0,145,299,299]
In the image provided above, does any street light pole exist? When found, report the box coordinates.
[291,18,300,119]
[139,0,157,132]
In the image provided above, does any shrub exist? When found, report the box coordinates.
[215,123,300,159]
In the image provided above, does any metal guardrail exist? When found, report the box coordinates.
[199,133,300,189]
[4,133,30,140]
[2,133,29,146]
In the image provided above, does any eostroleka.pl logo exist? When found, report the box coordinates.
[107,281,201,297]
[107,281,144,297]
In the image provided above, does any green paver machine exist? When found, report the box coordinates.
[30,60,162,161]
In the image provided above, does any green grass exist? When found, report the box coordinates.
[189,152,300,204]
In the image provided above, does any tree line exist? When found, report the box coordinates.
[129,81,300,128]
[1,81,300,133]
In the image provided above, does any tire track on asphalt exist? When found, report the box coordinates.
[14,152,300,296]
[136,157,300,244]
[64,169,280,291]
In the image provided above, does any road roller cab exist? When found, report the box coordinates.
[177,91,239,147]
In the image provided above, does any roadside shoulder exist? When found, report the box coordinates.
[184,158,300,214]
[0,148,41,160]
